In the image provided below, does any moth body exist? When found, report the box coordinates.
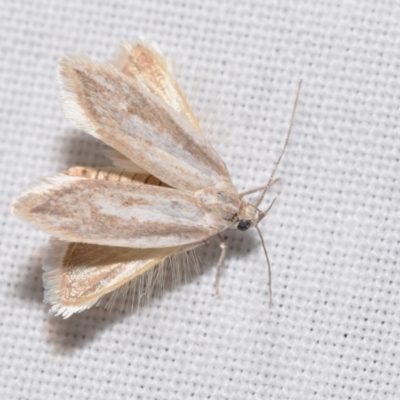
[12,41,298,317]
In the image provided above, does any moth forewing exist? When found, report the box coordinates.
[58,56,231,192]
[104,41,204,171]
[12,174,235,248]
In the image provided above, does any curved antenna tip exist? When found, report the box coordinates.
[255,80,302,208]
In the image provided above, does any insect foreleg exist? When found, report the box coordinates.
[214,234,228,297]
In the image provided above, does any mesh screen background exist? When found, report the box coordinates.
[1,1,399,399]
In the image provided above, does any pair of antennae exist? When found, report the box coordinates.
[242,80,302,307]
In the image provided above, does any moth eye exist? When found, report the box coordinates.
[237,219,251,231]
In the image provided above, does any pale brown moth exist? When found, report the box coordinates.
[12,42,300,318]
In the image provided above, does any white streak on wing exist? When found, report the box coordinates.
[93,187,204,223]
[123,115,216,181]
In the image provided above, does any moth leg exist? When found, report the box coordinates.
[214,234,228,297]
[239,178,280,197]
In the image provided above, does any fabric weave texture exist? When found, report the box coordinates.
[0,1,399,399]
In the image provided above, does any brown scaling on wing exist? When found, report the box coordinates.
[50,240,175,310]
[59,57,231,191]
[105,42,204,178]
[79,66,216,171]
[44,168,180,315]
[112,42,202,133]
[13,176,227,248]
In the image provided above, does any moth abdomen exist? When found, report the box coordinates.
[64,166,169,187]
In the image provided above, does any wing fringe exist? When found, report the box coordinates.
[43,239,202,318]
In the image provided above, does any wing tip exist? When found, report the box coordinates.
[57,56,100,139]
[107,39,171,76]
[11,195,29,222]
[11,177,53,222]
[107,41,133,71]
[11,175,85,243]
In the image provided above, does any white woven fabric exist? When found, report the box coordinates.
[1,0,399,398]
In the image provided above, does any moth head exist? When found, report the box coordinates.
[236,202,258,231]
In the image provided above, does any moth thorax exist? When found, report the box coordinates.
[195,186,241,221]
[237,202,258,231]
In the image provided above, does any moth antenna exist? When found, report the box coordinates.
[257,197,277,224]
[255,225,273,307]
[255,80,302,208]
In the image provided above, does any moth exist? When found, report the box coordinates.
[12,42,300,318]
